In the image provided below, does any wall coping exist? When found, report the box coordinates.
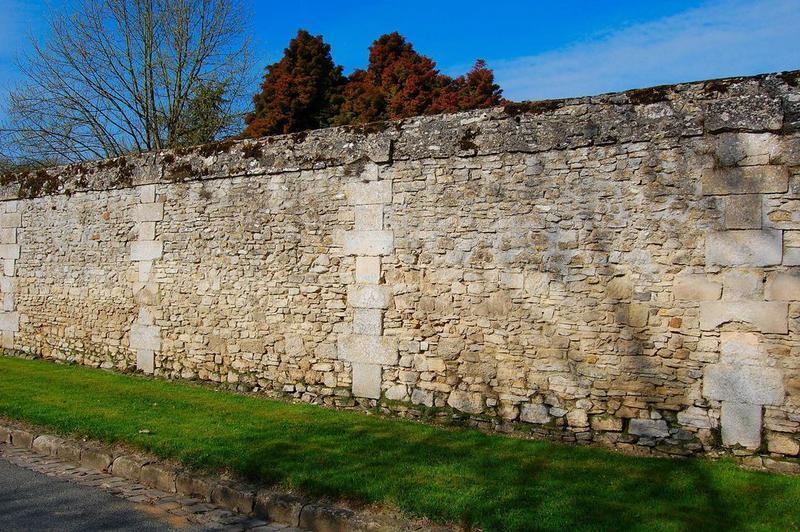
[1,69,798,201]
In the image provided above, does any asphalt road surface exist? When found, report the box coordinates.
[0,458,178,531]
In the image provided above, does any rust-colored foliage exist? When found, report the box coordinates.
[245,31,504,135]
[244,30,345,138]
[336,33,503,125]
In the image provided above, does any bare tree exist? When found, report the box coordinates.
[1,0,253,164]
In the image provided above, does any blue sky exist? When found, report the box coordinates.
[0,0,798,110]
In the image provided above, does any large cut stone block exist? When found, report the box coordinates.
[0,244,20,260]
[343,230,393,256]
[699,301,787,333]
[722,269,762,300]
[720,332,765,366]
[673,274,721,300]
[134,203,164,222]
[0,213,21,228]
[724,194,762,229]
[345,180,391,205]
[338,334,398,365]
[765,272,800,300]
[130,241,163,261]
[721,401,762,449]
[0,311,19,332]
[704,364,784,405]
[706,229,782,266]
[136,350,155,374]
[701,165,788,195]
[138,222,156,241]
[0,228,16,244]
[352,308,382,335]
[347,285,391,309]
[785,248,800,266]
[354,205,383,230]
[139,184,156,204]
[130,324,161,351]
[355,256,380,283]
[351,362,381,399]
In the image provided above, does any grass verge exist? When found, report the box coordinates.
[0,355,799,531]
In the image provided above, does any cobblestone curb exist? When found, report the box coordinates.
[0,420,451,531]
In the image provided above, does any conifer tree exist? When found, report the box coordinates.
[244,30,345,137]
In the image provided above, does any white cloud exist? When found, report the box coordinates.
[493,0,800,101]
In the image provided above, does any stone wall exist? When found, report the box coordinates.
[3,71,800,460]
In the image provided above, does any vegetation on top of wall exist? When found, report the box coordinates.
[243,30,504,138]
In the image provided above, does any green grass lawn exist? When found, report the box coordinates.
[0,355,798,531]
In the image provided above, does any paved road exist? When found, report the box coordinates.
[0,457,179,531]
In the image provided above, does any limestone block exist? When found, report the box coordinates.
[765,272,800,300]
[138,261,153,282]
[176,473,213,500]
[677,406,716,429]
[347,285,391,309]
[566,409,589,429]
[724,194,762,229]
[136,350,155,374]
[722,270,762,300]
[3,293,13,311]
[3,259,13,277]
[139,184,156,203]
[720,332,766,366]
[343,230,394,256]
[139,222,156,241]
[712,133,782,167]
[134,203,164,222]
[0,228,16,244]
[0,311,19,332]
[141,463,177,493]
[673,274,721,300]
[520,403,550,424]
[351,362,381,399]
[130,240,163,261]
[337,334,398,365]
[0,212,21,228]
[446,390,485,415]
[629,419,670,438]
[138,307,154,326]
[590,416,624,432]
[768,434,800,455]
[0,244,20,260]
[130,324,161,351]
[784,247,800,266]
[32,435,64,456]
[499,272,524,289]
[81,447,113,471]
[1,331,13,348]
[345,180,391,205]
[705,96,783,133]
[0,275,14,292]
[133,282,160,306]
[704,364,784,405]
[354,205,383,230]
[352,308,382,335]
[702,165,788,195]
[524,272,551,296]
[112,455,146,481]
[706,229,782,266]
[699,301,787,333]
[355,256,381,283]
[721,401,762,449]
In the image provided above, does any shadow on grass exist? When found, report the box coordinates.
[1,356,799,531]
